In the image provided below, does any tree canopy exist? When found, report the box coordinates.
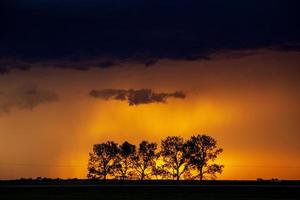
[87,134,223,181]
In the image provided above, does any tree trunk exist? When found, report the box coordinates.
[141,171,145,181]
[176,168,180,181]
[199,166,203,181]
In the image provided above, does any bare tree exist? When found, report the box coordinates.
[132,141,158,180]
[186,134,223,180]
[115,141,136,180]
[160,136,190,181]
[87,141,119,180]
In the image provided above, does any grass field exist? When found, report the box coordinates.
[1,180,299,200]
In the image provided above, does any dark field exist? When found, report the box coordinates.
[1,180,300,200]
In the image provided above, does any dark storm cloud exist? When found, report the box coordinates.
[0,60,32,74]
[89,89,186,105]
[1,0,300,73]
[0,58,119,74]
[272,43,300,52]
[0,85,58,114]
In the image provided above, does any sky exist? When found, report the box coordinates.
[0,1,300,180]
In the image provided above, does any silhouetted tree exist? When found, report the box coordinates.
[151,152,173,180]
[87,141,119,180]
[186,134,223,180]
[87,134,224,181]
[115,141,136,180]
[152,165,172,180]
[206,164,224,180]
[160,136,190,180]
[132,141,158,180]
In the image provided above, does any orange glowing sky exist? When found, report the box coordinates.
[0,50,299,180]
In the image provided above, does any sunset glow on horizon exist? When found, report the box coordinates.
[1,1,300,184]
[1,50,299,180]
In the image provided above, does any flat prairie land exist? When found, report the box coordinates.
[1,180,299,200]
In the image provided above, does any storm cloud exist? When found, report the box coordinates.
[0,85,58,114]
[0,1,300,73]
[89,89,186,106]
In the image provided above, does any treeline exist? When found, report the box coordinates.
[88,134,223,181]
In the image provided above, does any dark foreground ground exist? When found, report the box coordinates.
[1,180,300,200]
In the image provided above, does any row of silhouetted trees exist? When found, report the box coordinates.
[87,134,224,181]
